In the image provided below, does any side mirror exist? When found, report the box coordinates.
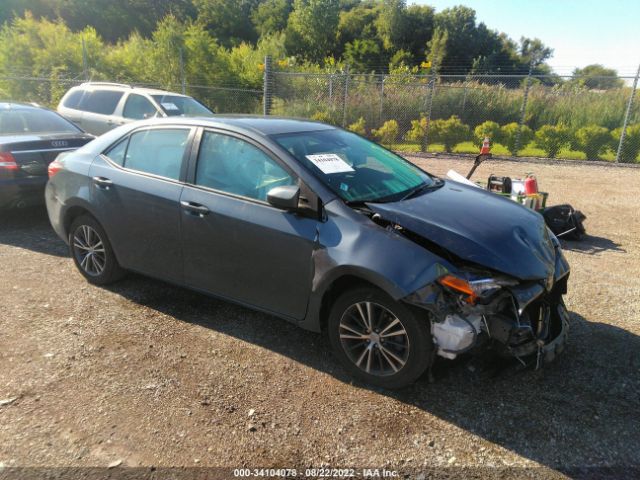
[267,185,300,210]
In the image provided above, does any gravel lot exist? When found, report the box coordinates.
[0,156,639,479]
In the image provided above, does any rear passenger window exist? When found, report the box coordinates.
[82,90,124,115]
[124,129,190,180]
[123,94,158,120]
[104,138,128,166]
[62,90,84,109]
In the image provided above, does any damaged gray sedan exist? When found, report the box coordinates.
[46,117,570,389]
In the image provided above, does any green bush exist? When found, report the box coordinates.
[430,115,471,152]
[405,116,428,150]
[534,124,571,158]
[612,124,640,163]
[310,111,332,123]
[500,122,533,155]
[372,120,400,145]
[474,120,502,144]
[347,117,367,136]
[575,125,612,160]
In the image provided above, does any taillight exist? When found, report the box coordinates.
[0,152,18,171]
[48,158,64,178]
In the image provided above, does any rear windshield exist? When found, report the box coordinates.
[151,95,214,117]
[0,109,81,134]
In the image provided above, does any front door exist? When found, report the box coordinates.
[180,130,318,319]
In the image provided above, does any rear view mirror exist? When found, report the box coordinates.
[267,185,300,210]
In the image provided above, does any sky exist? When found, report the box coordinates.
[414,0,640,78]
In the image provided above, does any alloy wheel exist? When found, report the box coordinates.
[72,225,106,276]
[339,301,410,377]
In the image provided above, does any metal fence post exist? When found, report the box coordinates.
[615,63,640,163]
[329,74,333,105]
[263,55,273,116]
[81,37,89,81]
[515,62,534,155]
[342,65,350,127]
[461,73,470,119]
[379,75,385,125]
[179,47,186,95]
[422,65,437,152]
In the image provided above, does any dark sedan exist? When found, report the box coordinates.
[45,116,570,388]
[0,102,94,209]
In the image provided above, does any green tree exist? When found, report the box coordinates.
[286,0,340,61]
[500,123,533,155]
[519,37,553,66]
[575,125,612,160]
[372,119,399,144]
[535,124,570,158]
[251,0,293,37]
[401,5,434,61]
[430,115,471,152]
[612,124,640,163]
[426,27,448,71]
[343,39,381,72]
[336,1,380,53]
[376,0,407,51]
[572,64,624,90]
[193,0,259,46]
[474,121,501,144]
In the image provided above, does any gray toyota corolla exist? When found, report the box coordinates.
[46,116,570,388]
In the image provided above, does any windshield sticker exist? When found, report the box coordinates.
[340,183,349,191]
[305,154,354,174]
[161,102,179,111]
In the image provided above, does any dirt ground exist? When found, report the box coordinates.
[0,156,639,479]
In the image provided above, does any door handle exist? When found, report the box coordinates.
[180,201,209,217]
[92,176,113,190]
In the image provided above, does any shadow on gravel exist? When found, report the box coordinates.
[561,234,626,255]
[0,206,68,257]
[107,276,640,473]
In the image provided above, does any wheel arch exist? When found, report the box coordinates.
[300,267,407,333]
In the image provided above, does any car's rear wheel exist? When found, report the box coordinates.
[69,214,124,285]
[327,287,432,389]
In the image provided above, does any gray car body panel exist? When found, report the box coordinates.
[46,116,568,334]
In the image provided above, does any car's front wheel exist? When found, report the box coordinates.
[69,214,124,285]
[328,287,432,389]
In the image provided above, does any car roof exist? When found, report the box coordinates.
[142,115,336,136]
[0,102,48,111]
[72,83,189,97]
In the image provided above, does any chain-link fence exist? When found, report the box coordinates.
[270,69,640,163]
[2,64,640,163]
[0,71,263,115]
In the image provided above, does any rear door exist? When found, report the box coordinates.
[79,89,124,135]
[180,129,319,319]
[88,126,194,282]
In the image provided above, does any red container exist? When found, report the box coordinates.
[524,175,538,195]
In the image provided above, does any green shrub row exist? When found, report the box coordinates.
[347,116,640,163]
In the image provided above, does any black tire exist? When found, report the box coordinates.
[68,214,125,285]
[327,287,433,389]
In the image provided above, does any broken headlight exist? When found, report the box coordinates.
[438,273,518,304]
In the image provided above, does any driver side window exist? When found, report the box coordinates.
[195,131,295,202]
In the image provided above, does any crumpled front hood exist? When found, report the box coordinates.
[366,180,557,281]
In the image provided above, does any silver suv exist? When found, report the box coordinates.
[57,82,214,135]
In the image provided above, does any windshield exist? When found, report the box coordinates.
[272,129,434,203]
[151,95,214,117]
[0,108,81,135]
